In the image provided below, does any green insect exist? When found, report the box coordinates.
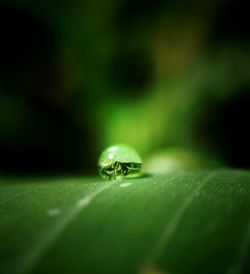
[98,144,142,180]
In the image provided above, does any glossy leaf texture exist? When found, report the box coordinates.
[0,171,249,274]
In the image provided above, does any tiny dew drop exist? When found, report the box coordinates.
[98,144,142,181]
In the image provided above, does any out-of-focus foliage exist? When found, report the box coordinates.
[0,0,249,174]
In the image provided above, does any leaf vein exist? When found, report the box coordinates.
[226,218,250,274]
[146,172,216,263]
[20,182,112,274]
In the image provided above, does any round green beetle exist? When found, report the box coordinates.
[98,144,142,180]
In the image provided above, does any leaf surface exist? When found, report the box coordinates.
[0,171,249,274]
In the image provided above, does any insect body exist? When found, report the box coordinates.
[98,144,142,180]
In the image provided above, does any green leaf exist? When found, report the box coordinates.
[0,171,250,274]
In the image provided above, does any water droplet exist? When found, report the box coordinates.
[98,144,142,180]
[120,182,132,188]
[46,208,61,217]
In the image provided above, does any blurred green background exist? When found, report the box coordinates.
[0,0,249,175]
